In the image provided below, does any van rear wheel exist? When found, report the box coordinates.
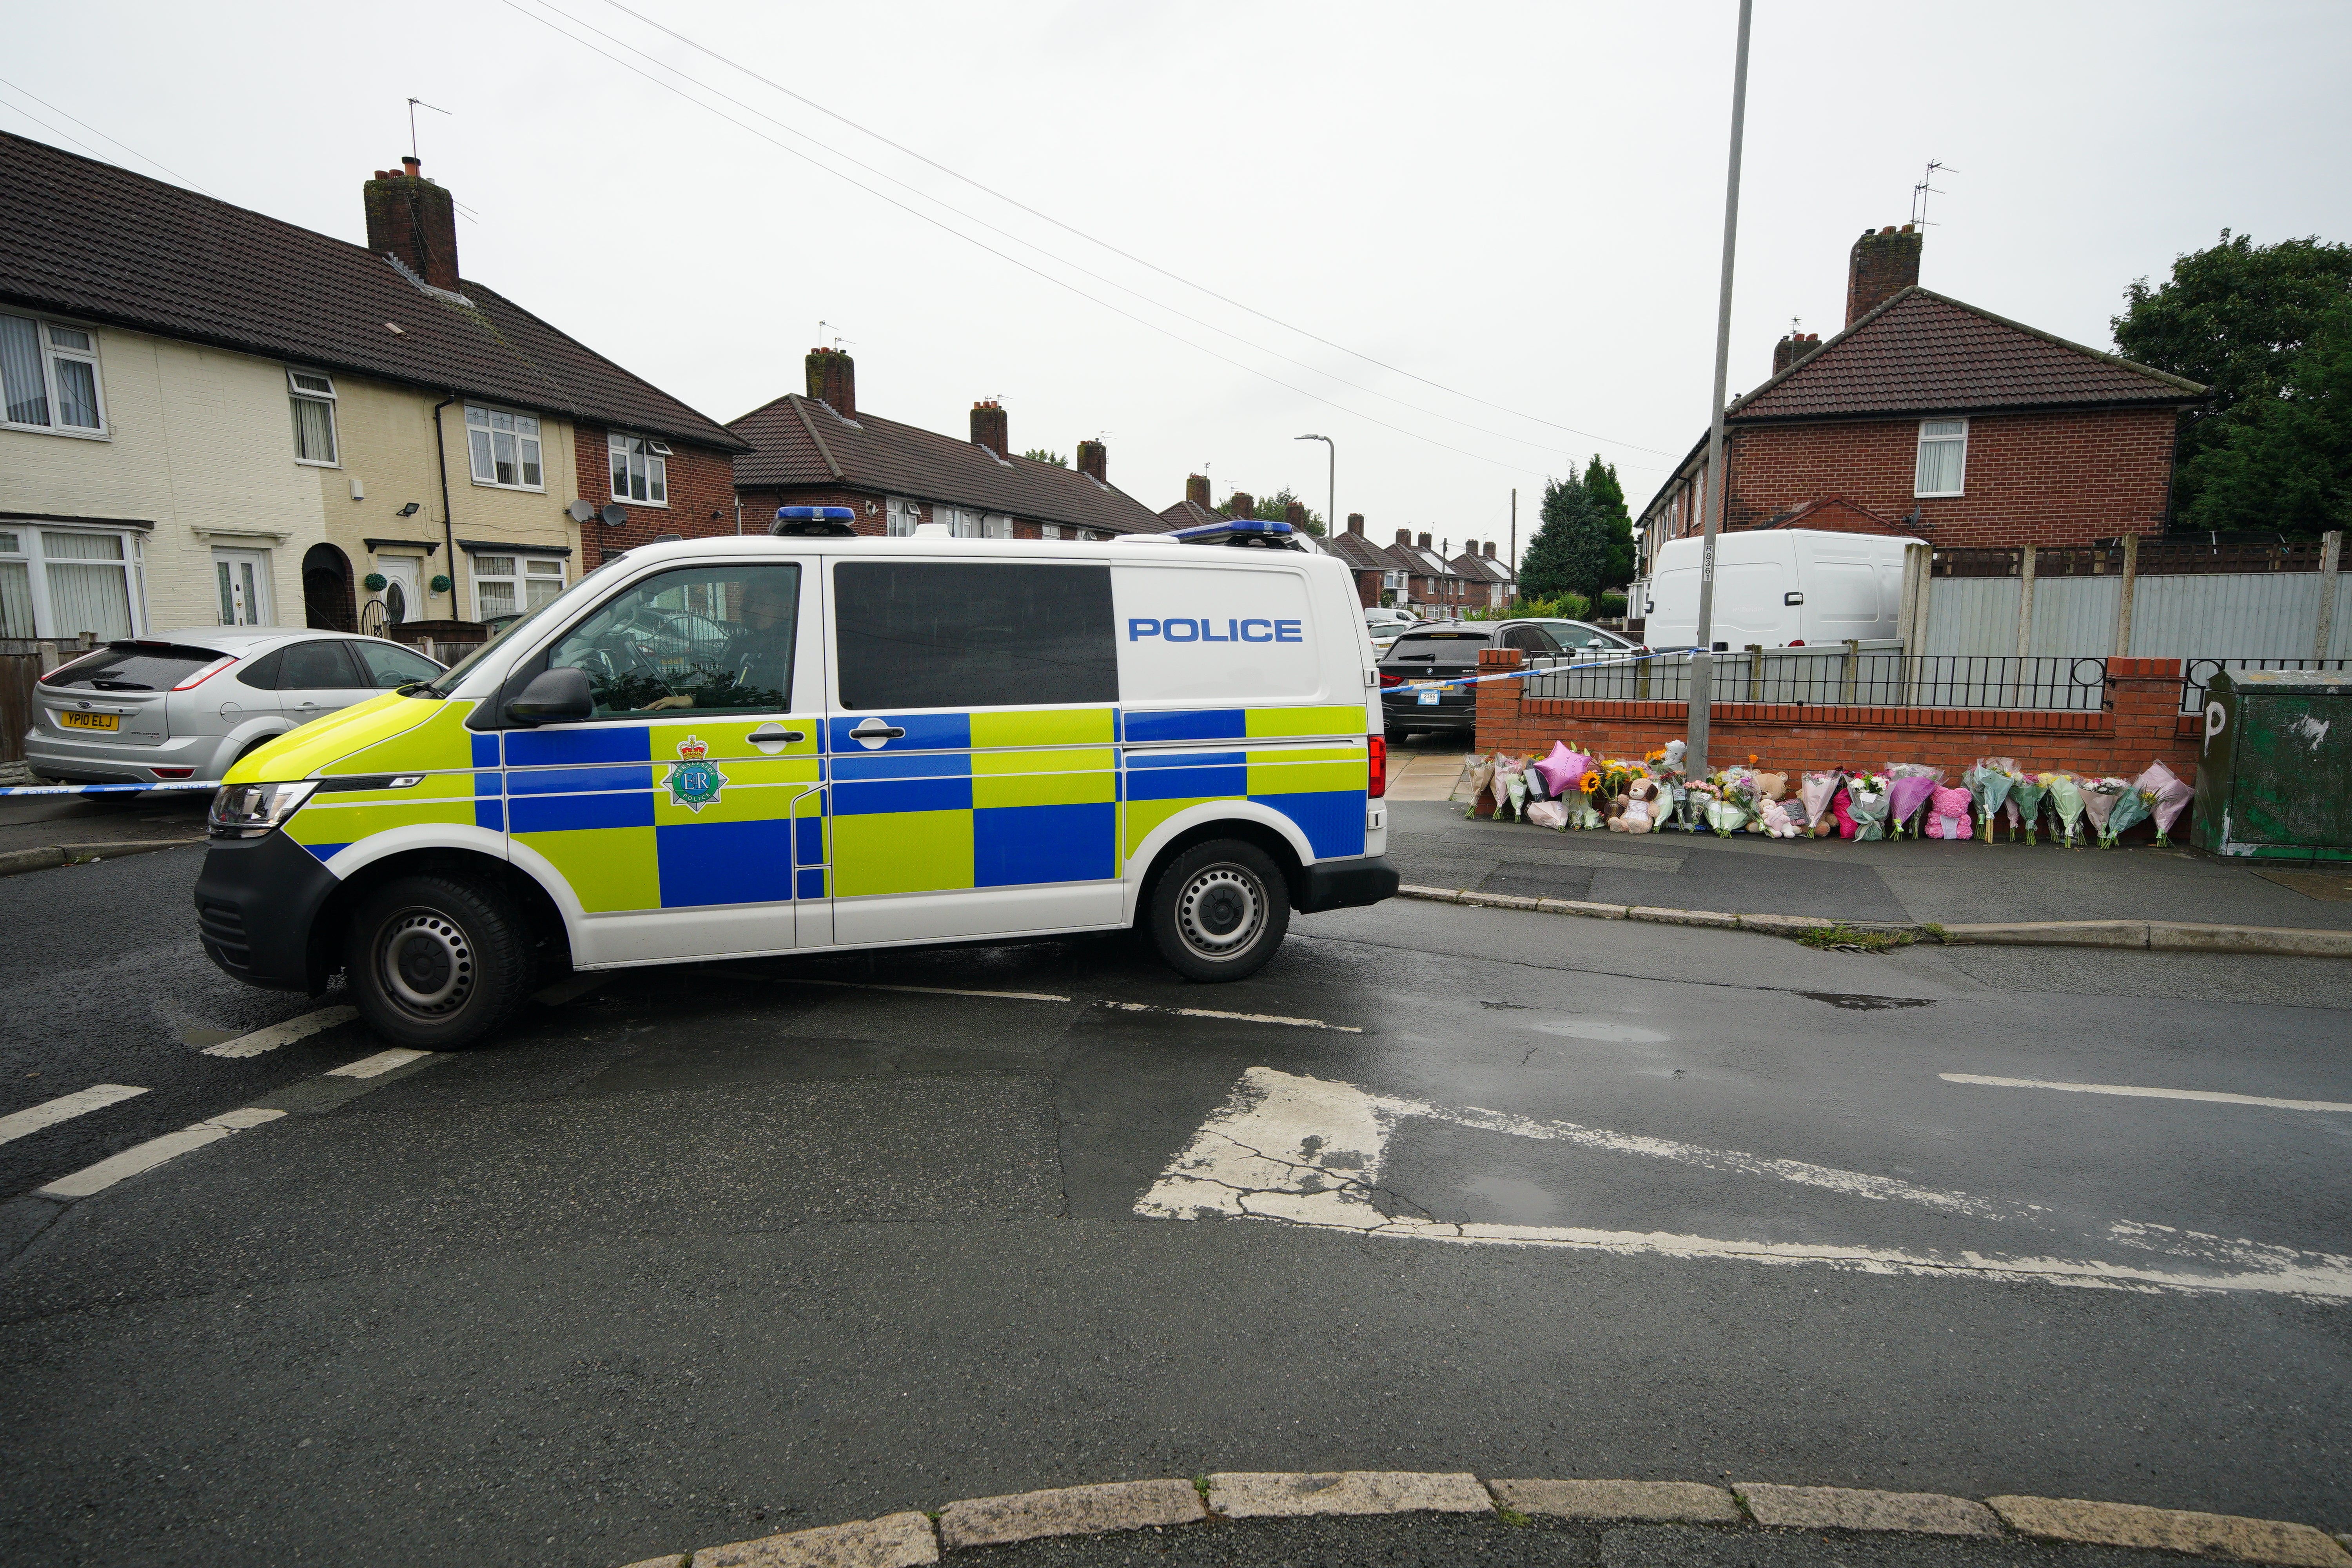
[345,873,530,1049]
[1145,839,1290,983]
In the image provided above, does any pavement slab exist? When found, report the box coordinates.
[1738,1485,2001,1537]
[1985,1497,2352,1566]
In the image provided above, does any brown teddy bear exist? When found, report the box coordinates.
[1609,777,1665,833]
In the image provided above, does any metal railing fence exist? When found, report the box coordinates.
[2178,657,2352,713]
[1520,645,2111,712]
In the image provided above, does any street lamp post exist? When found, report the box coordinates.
[1294,434,1334,536]
[1684,0,1754,776]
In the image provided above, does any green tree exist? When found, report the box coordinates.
[1216,486,1326,534]
[2112,230,2352,531]
[1520,468,1606,602]
[1582,455,1637,590]
[1021,448,1069,467]
[2180,294,2352,534]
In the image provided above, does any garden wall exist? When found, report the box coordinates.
[1473,650,2201,780]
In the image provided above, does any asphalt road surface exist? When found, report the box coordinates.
[2,844,2347,1567]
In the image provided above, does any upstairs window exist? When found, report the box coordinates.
[610,433,668,505]
[467,405,544,490]
[885,495,922,537]
[1,314,105,436]
[1915,418,1969,497]
[288,369,338,465]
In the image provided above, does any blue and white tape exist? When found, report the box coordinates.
[0,780,223,798]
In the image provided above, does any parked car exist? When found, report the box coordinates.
[1364,605,1421,655]
[1524,618,1644,658]
[26,629,445,784]
[1378,619,1570,739]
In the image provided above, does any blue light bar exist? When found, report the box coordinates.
[1165,517,1295,545]
[776,506,856,522]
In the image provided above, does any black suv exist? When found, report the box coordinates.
[1377,621,1559,739]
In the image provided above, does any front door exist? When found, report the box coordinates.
[377,555,421,627]
[500,556,826,965]
[214,548,274,626]
[825,556,1122,947]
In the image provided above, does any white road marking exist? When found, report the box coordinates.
[200,1005,358,1058]
[1941,1073,2352,1114]
[1136,1066,2352,1301]
[1100,1001,1363,1033]
[0,1084,148,1147]
[37,1107,286,1200]
[327,1048,432,1079]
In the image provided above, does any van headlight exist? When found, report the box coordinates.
[209,780,318,838]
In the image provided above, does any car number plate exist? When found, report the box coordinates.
[60,710,119,731]
[1417,690,1441,705]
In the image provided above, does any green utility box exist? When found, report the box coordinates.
[2191,669,2352,862]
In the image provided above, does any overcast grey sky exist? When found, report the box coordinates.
[8,2,2349,556]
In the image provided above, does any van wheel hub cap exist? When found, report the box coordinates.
[379,910,474,1017]
[1177,866,1262,959]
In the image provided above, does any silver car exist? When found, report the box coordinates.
[25,628,445,784]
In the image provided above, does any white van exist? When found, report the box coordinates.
[1643,528,1919,649]
[194,519,1399,1049]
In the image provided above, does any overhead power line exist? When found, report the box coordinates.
[593,0,1674,459]
[0,76,219,198]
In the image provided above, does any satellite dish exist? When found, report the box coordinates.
[566,498,596,524]
[599,503,628,529]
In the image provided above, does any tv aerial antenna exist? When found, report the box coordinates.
[817,320,852,352]
[406,98,450,162]
[1910,159,1954,226]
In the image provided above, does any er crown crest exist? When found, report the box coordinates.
[677,735,708,761]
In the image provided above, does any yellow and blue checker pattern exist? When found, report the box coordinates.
[278,700,505,864]
[1118,703,1369,867]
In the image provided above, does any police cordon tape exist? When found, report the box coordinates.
[0,780,224,797]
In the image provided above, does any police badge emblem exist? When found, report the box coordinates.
[664,735,728,813]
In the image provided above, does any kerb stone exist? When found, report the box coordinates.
[1207,1471,1492,1519]
[1987,1496,2352,1566]
[938,1480,1203,1548]
[1491,1479,1740,1524]
[1737,1484,1998,1536]
[689,1511,938,1568]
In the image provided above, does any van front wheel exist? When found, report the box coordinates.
[1145,839,1290,982]
[346,874,530,1049]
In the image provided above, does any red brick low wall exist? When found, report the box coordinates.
[1473,649,2201,779]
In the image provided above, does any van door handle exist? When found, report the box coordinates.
[749,722,806,753]
[848,718,906,744]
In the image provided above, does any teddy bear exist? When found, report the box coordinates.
[1608,778,1664,834]
[1923,784,1974,840]
[1759,799,1800,838]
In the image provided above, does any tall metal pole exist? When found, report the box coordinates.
[1509,488,1518,606]
[1684,0,1753,777]
[1295,434,1334,534]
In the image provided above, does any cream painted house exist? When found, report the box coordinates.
[0,133,744,644]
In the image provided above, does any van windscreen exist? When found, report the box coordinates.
[834,561,1118,710]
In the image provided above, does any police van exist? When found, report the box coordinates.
[194,515,1399,1048]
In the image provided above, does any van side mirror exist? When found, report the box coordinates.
[506,665,594,726]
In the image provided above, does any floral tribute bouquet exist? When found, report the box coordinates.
[1491,754,1527,822]
[1699,772,1750,837]
[2042,771,2087,847]
[1844,769,1893,840]
[2100,778,2156,848]
[2004,771,2049,845]
[1525,797,1569,830]
[1884,764,1943,839]
[1963,757,2019,844]
[2080,776,2130,846]
[1797,771,1845,837]
[2135,761,2194,845]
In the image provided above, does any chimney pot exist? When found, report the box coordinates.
[1846,222,1924,326]
[1076,439,1107,482]
[364,159,460,291]
[401,156,421,178]
[1416,531,1432,550]
[970,399,1008,454]
[804,347,856,416]
[1484,540,1496,558]
[1186,474,1211,508]
[1347,512,1364,535]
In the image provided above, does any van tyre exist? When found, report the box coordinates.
[1145,839,1290,983]
[346,874,530,1049]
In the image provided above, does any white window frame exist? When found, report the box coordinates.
[608,432,669,507]
[287,368,339,467]
[470,551,568,620]
[1914,417,1969,497]
[885,495,922,537]
[465,404,546,492]
[0,313,108,439]
[212,546,274,628]
[0,524,148,638]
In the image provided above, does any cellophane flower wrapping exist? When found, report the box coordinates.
[2043,771,2087,846]
[2081,776,2127,845]
[1526,799,1568,830]
[1798,771,1843,835]
[1831,786,1859,839]
[2104,783,2154,846]
[1705,797,1749,837]
[1969,757,2019,843]
[1464,754,1495,818]
[1502,767,1528,822]
[2006,776,2049,845]
[2135,760,2194,842]
[1846,773,1891,840]
[1885,768,1940,838]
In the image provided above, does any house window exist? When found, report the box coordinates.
[609,433,668,505]
[886,496,922,537]
[288,370,338,466]
[934,506,1010,538]
[465,405,544,490]
[0,526,143,638]
[472,553,567,619]
[0,314,105,436]
[1915,418,1969,497]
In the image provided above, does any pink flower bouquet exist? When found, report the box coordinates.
[2134,760,2194,845]
[2081,775,2129,847]
[1884,764,1942,839]
[1798,770,1845,837]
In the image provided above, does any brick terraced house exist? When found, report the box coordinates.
[730,350,1167,541]
[1637,224,2206,579]
[0,132,744,640]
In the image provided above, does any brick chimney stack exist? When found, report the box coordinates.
[970,400,1008,454]
[1227,490,1254,519]
[805,348,856,416]
[1772,332,1823,376]
[1846,223,1922,325]
[1284,502,1308,532]
[1186,474,1211,508]
[1483,540,1497,558]
[364,158,459,291]
[1347,513,1365,536]
[1394,528,1412,546]
[1416,531,1433,550]
[1076,439,1107,481]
